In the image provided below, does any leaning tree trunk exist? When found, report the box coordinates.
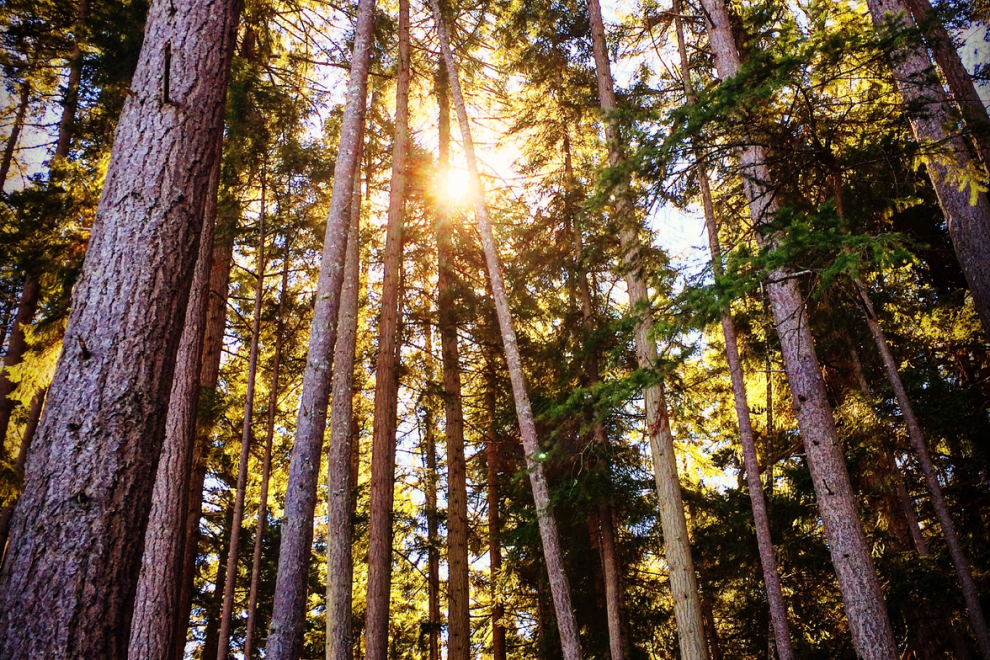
[0,80,30,193]
[244,239,291,660]
[326,136,364,660]
[128,150,221,660]
[217,173,268,660]
[365,0,411,656]
[699,0,898,657]
[671,7,795,658]
[0,0,240,654]
[866,0,990,337]
[0,387,46,568]
[584,0,708,656]
[428,3,584,658]
[265,0,374,654]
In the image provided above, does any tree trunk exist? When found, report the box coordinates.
[584,1,708,657]
[485,389,507,660]
[245,239,291,660]
[129,150,221,660]
[200,234,236,390]
[698,1,897,657]
[54,0,89,161]
[866,0,990,337]
[0,276,41,451]
[203,501,236,660]
[671,7,795,658]
[0,80,30,193]
[425,324,441,660]
[365,0,411,656]
[326,137,364,660]
[0,387,46,568]
[428,3,583,658]
[174,443,208,660]
[217,173,268,660]
[265,0,374,653]
[0,0,241,654]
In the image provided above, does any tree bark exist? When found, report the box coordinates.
[584,1,709,657]
[698,1,898,657]
[200,233,236,390]
[425,323,441,660]
[129,149,221,660]
[0,276,41,452]
[484,388,507,660]
[866,0,990,337]
[0,80,30,193]
[0,0,241,654]
[264,0,374,653]
[326,137,363,660]
[671,7,795,659]
[174,443,208,660]
[0,387,46,569]
[217,172,268,660]
[203,501,236,660]
[428,3,583,658]
[54,0,89,161]
[365,0,411,656]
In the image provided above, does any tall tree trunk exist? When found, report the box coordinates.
[203,501,236,660]
[698,1,898,657]
[365,1,411,656]
[217,173,268,660]
[54,0,88,162]
[129,150,221,660]
[0,387,46,568]
[265,0,374,653]
[671,7,795,658]
[485,388,507,660]
[175,443,208,660]
[425,324,441,660]
[0,276,41,451]
[428,3,583,658]
[0,80,30,193]
[326,137,364,660]
[584,1,708,657]
[0,0,241,654]
[245,239,291,660]
[902,0,990,171]
[866,0,990,337]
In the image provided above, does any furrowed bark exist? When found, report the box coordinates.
[365,0,411,655]
[264,0,374,652]
[866,0,990,337]
[129,148,221,660]
[428,3,583,658]
[0,0,241,653]
[0,80,30,193]
[326,137,363,660]
[217,173,268,660]
[672,7,794,658]
[585,0,708,656]
[699,0,897,657]
[0,387,46,568]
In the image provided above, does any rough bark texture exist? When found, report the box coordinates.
[200,234,235,389]
[0,387,46,568]
[364,0,410,655]
[585,1,708,656]
[265,0,374,653]
[485,400,507,660]
[0,80,30,193]
[217,179,268,660]
[671,7,795,658]
[429,3,583,658]
[326,140,363,660]
[0,275,41,450]
[866,0,990,337]
[128,152,220,660]
[0,0,240,653]
[699,0,897,657]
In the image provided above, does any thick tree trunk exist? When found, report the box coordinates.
[866,0,990,337]
[265,0,374,653]
[699,1,897,657]
[326,139,363,660]
[671,8,795,658]
[584,1,708,657]
[217,175,268,660]
[0,80,30,193]
[129,151,220,660]
[245,239,291,660]
[0,276,41,451]
[0,0,240,654]
[428,3,583,658]
[0,387,46,568]
[365,1,411,656]
[485,398,507,660]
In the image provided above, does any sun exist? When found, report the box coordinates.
[441,167,471,202]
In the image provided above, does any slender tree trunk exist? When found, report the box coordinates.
[365,1,411,656]
[0,0,240,653]
[671,7,795,658]
[129,150,221,660]
[866,0,990,337]
[425,325,441,660]
[265,0,374,653]
[200,234,236,390]
[485,391,507,660]
[0,80,30,193]
[428,4,583,658]
[326,137,364,660]
[698,1,897,657]
[0,276,41,451]
[217,174,268,660]
[244,239,291,660]
[54,0,88,161]
[203,501,236,660]
[175,443,208,660]
[584,1,708,656]
[0,387,46,568]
